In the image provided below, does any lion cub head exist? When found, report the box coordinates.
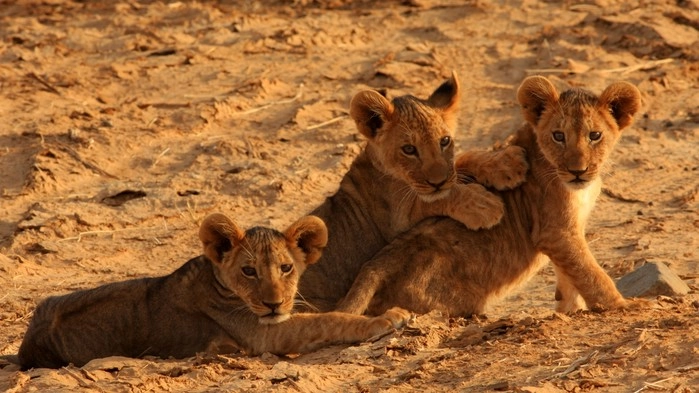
[517,76,641,189]
[350,73,461,202]
[199,214,328,324]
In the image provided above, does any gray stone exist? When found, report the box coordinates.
[616,261,690,298]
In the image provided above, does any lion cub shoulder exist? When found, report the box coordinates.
[18,214,410,369]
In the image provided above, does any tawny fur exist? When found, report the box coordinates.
[335,76,644,316]
[298,73,528,311]
[17,214,410,369]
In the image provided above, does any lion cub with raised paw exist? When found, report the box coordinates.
[17,214,411,369]
[336,76,644,316]
[299,72,528,311]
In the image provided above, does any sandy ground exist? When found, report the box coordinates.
[0,0,698,392]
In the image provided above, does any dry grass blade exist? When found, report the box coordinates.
[26,72,61,95]
[305,115,348,131]
[237,84,304,116]
[55,143,118,179]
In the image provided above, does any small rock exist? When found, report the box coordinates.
[616,261,690,298]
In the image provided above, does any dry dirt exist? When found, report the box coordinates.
[1,1,698,392]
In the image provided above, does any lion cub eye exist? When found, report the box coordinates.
[589,131,602,141]
[401,144,418,156]
[241,266,257,278]
[439,136,451,148]
[552,131,565,143]
[280,264,293,274]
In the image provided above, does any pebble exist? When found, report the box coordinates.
[616,261,690,298]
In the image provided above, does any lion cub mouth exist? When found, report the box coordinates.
[259,313,291,325]
[567,177,590,189]
[418,188,451,203]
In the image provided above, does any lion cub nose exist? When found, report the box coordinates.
[568,167,588,177]
[427,178,447,190]
[263,301,282,312]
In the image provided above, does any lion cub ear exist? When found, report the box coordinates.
[598,82,642,131]
[427,71,460,130]
[199,213,245,264]
[517,76,560,127]
[350,90,394,139]
[284,215,328,266]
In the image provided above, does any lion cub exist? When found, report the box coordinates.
[18,214,410,369]
[336,76,643,316]
[298,73,528,311]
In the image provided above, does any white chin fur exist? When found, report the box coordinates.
[565,180,590,190]
[259,314,291,325]
[418,189,450,203]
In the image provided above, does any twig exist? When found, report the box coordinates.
[598,58,674,75]
[56,224,169,243]
[55,143,118,179]
[237,84,304,116]
[151,147,170,168]
[62,366,106,392]
[306,115,348,131]
[27,72,61,95]
[602,187,645,204]
[526,58,673,76]
[548,350,598,379]
[632,377,672,393]
[525,68,571,74]
[673,363,699,372]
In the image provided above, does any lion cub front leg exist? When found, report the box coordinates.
[543,236,627,312]
[456,145,529,190]
[553,265,586,313]
[253,308,411,355]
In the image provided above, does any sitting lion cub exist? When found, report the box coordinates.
[299,73,528,311]
[336,76,643,316]
[18,214,411,369]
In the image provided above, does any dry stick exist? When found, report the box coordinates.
[306,115,348,131]
[526,58,674,75]
[599,58,674,75]
[237,84,304,116]
[673,363,699,372]
[56,224,169,243]
[631,377,673,393]
[548,350,599,379]
[151,147,170,168]
[61,367,106,392]
[55,143,119,179]
[602,187,645,204]
[525,68,571,74]
[26,72,61,95]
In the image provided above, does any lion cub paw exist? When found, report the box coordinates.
[381,307,413,329]
[620,297,653,310]
[367,307,412,338]
[485,146,529,190]
[453,184,505,230]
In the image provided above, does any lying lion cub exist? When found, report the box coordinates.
[336,76,643,316]
[18,214,410,369]
[299,73,528,311]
